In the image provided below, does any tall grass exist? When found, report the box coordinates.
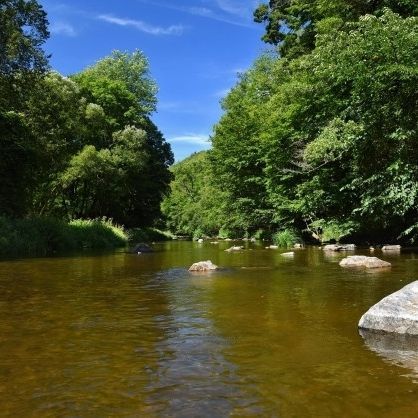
[272,228,301,248]
[0,217,128,257]
[128,227,174,243]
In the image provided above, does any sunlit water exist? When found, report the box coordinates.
[1,241,418,417]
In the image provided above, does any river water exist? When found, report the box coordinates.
[0,241,417,417]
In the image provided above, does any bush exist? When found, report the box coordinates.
[272,229,301,247]
[307,219,358,243]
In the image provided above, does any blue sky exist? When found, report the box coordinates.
[39,0,268,161]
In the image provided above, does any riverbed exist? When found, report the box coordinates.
[0,241,417,417]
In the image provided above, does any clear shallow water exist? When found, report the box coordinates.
[0,241,418,417]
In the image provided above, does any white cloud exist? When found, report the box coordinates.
[98,14,184,36]
[50,21,77,37]
[215,0,250,18]
[168,134,211,146]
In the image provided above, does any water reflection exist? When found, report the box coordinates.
[360,329,418,382]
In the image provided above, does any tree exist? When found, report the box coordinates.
[0,0,49,216]
[0,0,49,76]
[161,151,225,237]
[254,0,417,58]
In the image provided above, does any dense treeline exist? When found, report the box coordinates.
[163,6,418,244]
[0,1,173,232]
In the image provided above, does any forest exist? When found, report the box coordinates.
[1,0,417,254]
[0,0,173,254]
[163,2,418,245]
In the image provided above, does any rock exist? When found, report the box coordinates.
[269,245,279,249]
[293,243,303,249]
[359,281,418,334]
[339,256,391,269]
[323,244,356,251]
[323,244,343,251]
[188,260,219,272]
[281,252,294,257]
[382,245,401,251]
[131,243,153,253]
[225,246,244,252]
[197,238,204,243]
[343,244,356,251]
[210,241,219,245]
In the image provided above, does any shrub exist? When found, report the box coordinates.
[272,229,301,247]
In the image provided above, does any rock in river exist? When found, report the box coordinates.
[189,260,219,272]
[359,281,418,334]
[225,246,244,252]
[382,245,401,252]
[323,244,356,251]
[339,256,391,269]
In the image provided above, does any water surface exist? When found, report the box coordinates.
[0,242,417,417]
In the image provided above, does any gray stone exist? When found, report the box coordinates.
[340,256,391,269]
[225,246,244,252]
[189,260,219,272]
[323,244,356,251]
[359,281,418,334]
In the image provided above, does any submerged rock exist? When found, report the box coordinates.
[131,243,153,253]
[225,246,244,252]
[188,260,219,272]
[359,281,418,334]
[340,256,391,269]
[281,252,295,257]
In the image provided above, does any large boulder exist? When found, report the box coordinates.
[340,256,391,268]
[131,243,153,253]
[189,260,219,272]
[359,281,418,334]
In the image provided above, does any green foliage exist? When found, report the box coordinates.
[307,219,358,243]
[161,151,225,237]
[0,217,128,257]
[0,0,49,75]
[128,227,174,243]
[0,40,173,230]
[253,0,417,57]
[203,9,418,243]
[272,229,300,247]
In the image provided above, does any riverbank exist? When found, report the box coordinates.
[0,217,128,257]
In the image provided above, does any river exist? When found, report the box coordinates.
[0,241,417,417]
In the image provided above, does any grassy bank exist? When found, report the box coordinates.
[0,217,128,257]
[128,227,175,243]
